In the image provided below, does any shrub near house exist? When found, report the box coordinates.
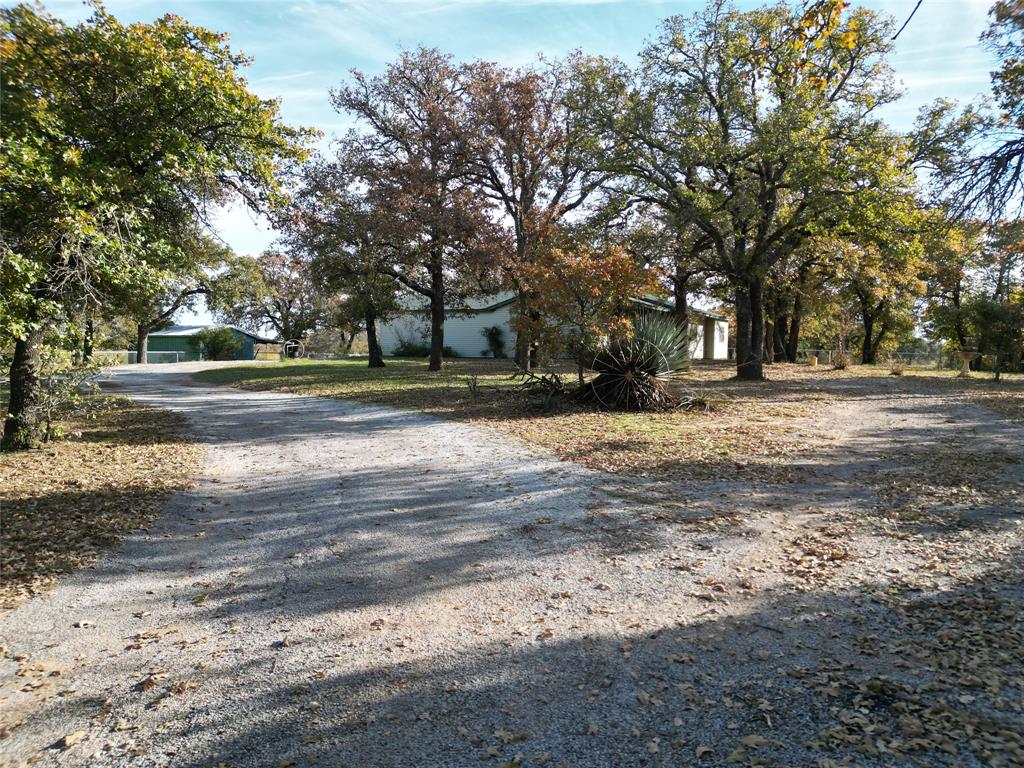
[189,328,244,361]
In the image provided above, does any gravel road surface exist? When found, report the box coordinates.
[1,363,1021,768]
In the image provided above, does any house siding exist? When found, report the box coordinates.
[378,307,729,361]
[710,320,729,360]
[379,305,519,359]
[147,336,202,361]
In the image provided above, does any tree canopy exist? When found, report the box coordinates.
[1,2,312,449]
[576,0,916,378]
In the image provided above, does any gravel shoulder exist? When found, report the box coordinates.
[1,363,1021,768]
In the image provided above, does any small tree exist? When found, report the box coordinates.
[520,239,663,383]
[189,328,243,361]
[480,326,507,358]
[967,297,1024,380]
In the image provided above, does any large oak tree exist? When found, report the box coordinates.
[1,3,311,449]
[462,57,605,367]
[332,48,499,371]
[578,0,909,379]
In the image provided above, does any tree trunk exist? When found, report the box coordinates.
[135,324,149,364]
[733,274,765,381]
[869,322,888,365]
[773,308,788,361]
[514,292,532,369]
[427,259,445,372]
[82,317,94,362]
[861,314,875,365]
[952,283,967,348]
[672,265,690,328]
[737,286,753,376]
[786,292,803,363]
[365,305,385,368]
[2,324,44,451]
[734,283,753,378]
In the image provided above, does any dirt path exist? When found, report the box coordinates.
[1,365,1021,768]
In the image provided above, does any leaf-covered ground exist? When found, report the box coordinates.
[0,400,202,610]
[906,370,1024,423]
[193,359,838,481]
[0,364,1021,767]
[194,359,1024,483]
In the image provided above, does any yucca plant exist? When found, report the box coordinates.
[576,311,691,411]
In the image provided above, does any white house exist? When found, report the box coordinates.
[378,292,730,361]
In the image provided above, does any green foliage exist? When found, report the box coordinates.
[1,3,312,322]
[575,1,915,379]
[392,337,459,358]
[924,219,1023,375]
[0,2,312,448]
[968,297,1024,376]
[480,326,507,358]
[23,349,107,445]
[210,251,333,343]
[189,328,243,361]
[278,157,400,365]
[578,311,690,411]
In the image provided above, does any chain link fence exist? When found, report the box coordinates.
[93,350,185,365]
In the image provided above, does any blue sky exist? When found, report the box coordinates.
[48,0,998,322]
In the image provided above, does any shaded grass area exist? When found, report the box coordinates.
[194,359,833,482]
[0,400,202,610]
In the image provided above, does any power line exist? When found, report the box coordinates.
[892,0,925,41]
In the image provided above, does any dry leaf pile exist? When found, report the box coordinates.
[0,400,202,610]
[806,575,1024,767]
[782,525,854,586]
[872,444,1022,528]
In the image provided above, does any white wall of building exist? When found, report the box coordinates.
[710,320,729,360]
[688,322,705,360]
[377,302,728,360]
[379,305,519,359]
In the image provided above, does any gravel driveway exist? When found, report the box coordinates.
[1,363,1021,768]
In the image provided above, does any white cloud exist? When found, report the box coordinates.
[252,71,318,84]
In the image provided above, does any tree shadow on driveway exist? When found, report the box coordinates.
[2,366,1022,766]
[120,555,1024,768]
